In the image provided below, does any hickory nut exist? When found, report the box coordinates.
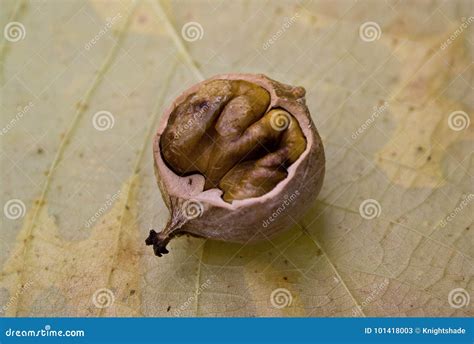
[146,74,325,256]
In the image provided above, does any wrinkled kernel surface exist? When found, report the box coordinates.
[161,79,306,202]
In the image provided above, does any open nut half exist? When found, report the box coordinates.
[147,74,325,256]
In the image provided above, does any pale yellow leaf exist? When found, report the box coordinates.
[1,0,472,317]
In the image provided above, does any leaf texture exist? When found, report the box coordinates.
[0,0,472,317]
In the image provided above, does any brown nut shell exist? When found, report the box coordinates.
[147,74,325,256]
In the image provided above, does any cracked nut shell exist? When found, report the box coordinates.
[146,73,325,256]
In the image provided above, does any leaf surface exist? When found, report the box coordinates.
[0,0,472,317]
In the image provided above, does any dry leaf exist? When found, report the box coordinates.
[0,0,472,317]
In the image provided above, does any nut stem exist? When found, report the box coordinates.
[145,230,171,257]
[145,199,189,256]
